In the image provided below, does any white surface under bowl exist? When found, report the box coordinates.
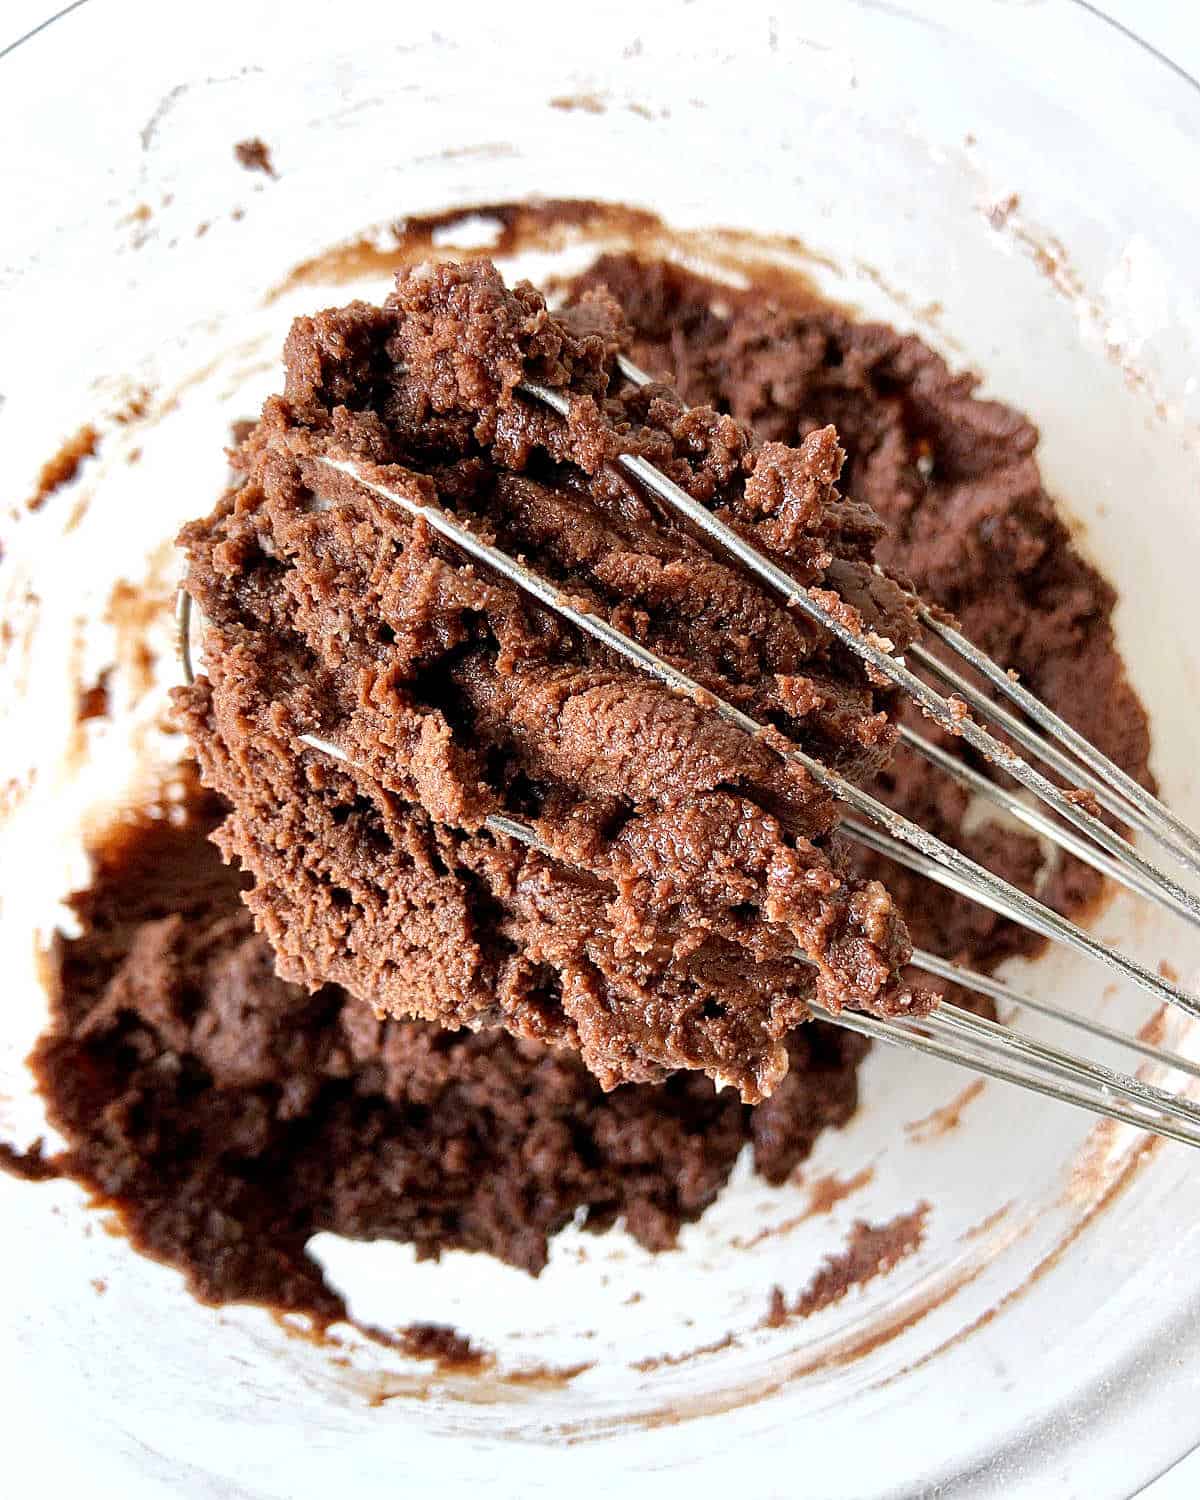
[3,2,1200,1495]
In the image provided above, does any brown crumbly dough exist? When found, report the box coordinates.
[569,253,1153,979]
[20,790,865,1308]
[3,243,1154,1320]
[175,260,929,1103]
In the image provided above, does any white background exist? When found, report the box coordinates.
[2,1,1198,1495]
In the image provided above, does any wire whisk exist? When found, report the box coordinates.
[178,352,1200,1147]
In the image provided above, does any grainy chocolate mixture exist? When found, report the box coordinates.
[571,253,1152,974]
[17,787,865,1311]
[5,244,1153,1321]
[176,260,928,1103]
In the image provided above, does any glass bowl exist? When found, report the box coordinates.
[3,2,1200,1495]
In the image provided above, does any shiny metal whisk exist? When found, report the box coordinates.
[178,353,1200,1147]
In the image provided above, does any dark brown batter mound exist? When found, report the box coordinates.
[21,788,864,1310]
[569,253,1153,974]
[176,260,928,1103]
[5,236,1154,1320]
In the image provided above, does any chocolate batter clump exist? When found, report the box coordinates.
[4,235,1154,1321]
[21,790,864,1310]
[570,252,1153,976]
[176,260,927,1102]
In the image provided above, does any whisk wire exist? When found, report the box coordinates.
[473,802,1200,1141]
[174,344,1200,1147]
[898,724,1200,931]
[579,363,1200,928]
[912,609,1200,877]
[825,1005,1200,1150]
[174,612,1200,1148]
[315,454,1200,1029]
[908,946,1200,1083]
[615,353,1200,878]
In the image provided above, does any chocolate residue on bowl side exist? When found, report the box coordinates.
[632,1331,737,1373]
[805,1166,876,1216]
[962,1203,1013,1242]
[764,1285,789,1328]
[26,425,99,512]
[549,94,608,114]
[396,1322,488,1370]
[367,1356,592,1406]
[76,669,112,725]
[904,1079,987,1142]
[789,1203,930,1319]
[730,1166,876,1252]
[113,387,153,425]
[641,1201,931,1370]
[265,199,671,304]
[234,138,277,177]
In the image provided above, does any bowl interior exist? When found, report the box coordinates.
[4,4,1200,1496]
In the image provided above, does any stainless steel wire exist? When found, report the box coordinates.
[296,732,1200,1149]
[312,453,1200,1025]
[172,352,1200,1147]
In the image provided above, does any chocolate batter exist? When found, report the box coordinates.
[4,238,1154,1319]
[176,260,929,1103]
[21,787,864,1309]
[569,253,1152,976]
